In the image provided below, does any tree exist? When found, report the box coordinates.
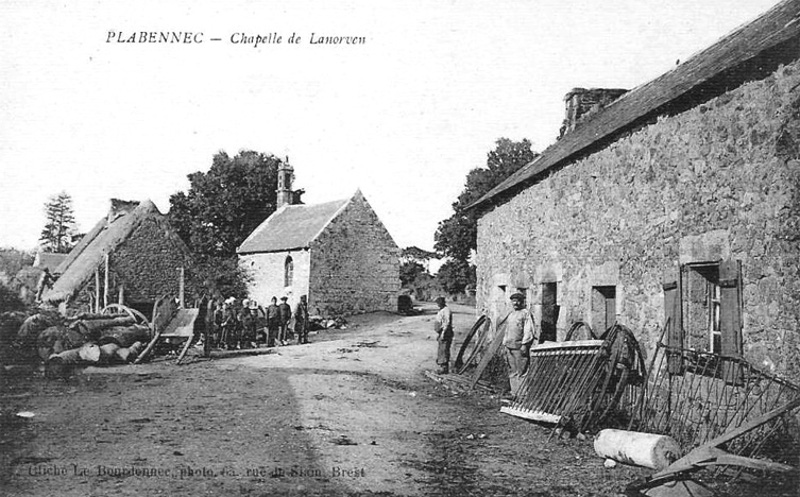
[436,259,475,295]
[400,260,427,287]
[434,138,538,291]
[400,246,439,263]
[0,248,35,278]
[0,284,24,312]
[40,192,77,253]
[169,150,283,258]
[169,150,283,297]
[400,246,439,280]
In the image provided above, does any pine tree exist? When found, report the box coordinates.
[40,192,76,253]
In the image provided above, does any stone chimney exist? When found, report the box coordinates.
[276,158,295,209]
[107,199,139,224]
[559,88,627,138]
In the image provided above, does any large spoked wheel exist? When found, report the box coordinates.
[454,315,491,374]
[564,321,596,341]
[101,304,149,327]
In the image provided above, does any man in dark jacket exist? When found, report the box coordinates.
[294,295,309,344]
[203,296,217,356]
[278,296,292,345]
[265,297,280,347]
[220,300,238,350]
[36,268,56,302]
[241,304,258,349]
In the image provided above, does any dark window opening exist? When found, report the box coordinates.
[591,285,616,335]
[497,285,507,303]
[285,256,294,287]
[540,282,559,343]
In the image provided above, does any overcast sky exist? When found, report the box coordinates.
[0,0,780,253]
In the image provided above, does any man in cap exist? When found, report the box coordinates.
[220,299,239,349]
[504,292,537,396]
[433,296,453,374]
[278,296,292,345]
[294,295,310,344]
[265,296,280,347]
[240,300,258,349]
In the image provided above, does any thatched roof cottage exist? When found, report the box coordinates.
[42,199,195,317]
[33,252,68,273]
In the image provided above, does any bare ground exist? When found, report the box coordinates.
[1,303,796,496]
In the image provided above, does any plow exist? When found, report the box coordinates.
[446,313,800,496]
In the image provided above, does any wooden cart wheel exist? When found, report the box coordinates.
[565,321,596,341]
[454,315,490,373]
[101,304,149,327]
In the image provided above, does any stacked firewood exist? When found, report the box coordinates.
[15,310,150,378]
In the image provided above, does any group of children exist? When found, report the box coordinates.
[201,294,309,351]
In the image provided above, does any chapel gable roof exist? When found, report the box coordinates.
[236,196,353,254]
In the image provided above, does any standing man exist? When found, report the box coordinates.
[265,296,280,347]
[36,268,56,302]
[433,296,453,374]
[504,292,537,396]
[294,295,310,344]
[203,296,217,356]
[278,296,292,345]
[195,293,208,348]
[221,298,238,350]
[237,299,253,349]
[241,303,258,349]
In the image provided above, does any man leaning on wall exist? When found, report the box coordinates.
[504,292,537,397]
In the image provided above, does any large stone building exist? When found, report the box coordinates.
[42,199,196,317]
[470,1,800,383]
[237,162,400,317]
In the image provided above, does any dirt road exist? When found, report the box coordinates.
[1,303,791,496]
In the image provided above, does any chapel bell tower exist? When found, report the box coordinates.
[276,158,294,209]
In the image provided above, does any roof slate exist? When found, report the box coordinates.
[236,197,351,254]
[468,0,800,212]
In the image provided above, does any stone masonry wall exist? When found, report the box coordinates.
[72,217,196,314]
[309,192,400,316]
[112,218,196,303]
[240,249,310,311]
[477,61,800,382]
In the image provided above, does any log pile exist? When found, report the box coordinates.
[6,307,152,379]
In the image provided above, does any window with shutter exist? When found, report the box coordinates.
[662,265,683,374]
[663,260,743,381]
[682,262,721,353]
[681,261,742,357]
[719,259,743,384]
